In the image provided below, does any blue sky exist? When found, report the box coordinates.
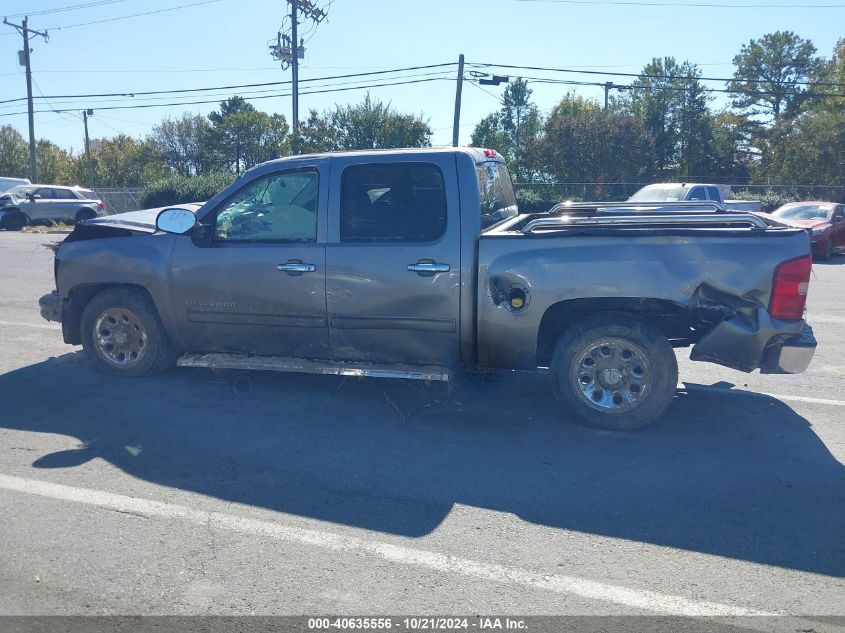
[1,0,842,154]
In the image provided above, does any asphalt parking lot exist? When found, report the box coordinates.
[0,231,843,619]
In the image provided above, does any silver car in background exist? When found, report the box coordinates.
[0,184,107,231]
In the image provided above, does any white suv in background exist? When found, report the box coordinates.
[0,184,107,231]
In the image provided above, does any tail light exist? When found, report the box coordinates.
[97,201,105,211]
[769,255,812,321]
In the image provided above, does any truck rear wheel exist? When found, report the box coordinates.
[80,288,176,377]
[550,313,678,431]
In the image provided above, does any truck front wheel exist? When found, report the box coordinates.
[80,288,176,377]
[550,313,678,431]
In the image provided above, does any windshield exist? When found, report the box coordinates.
[772,204,832,221]
[628,185,687,202]
[477,161,518,229]
[8,185,38,199]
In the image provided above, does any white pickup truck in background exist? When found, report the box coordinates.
[628,183,762,213]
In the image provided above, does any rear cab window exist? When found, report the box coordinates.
[340,162,447,242]
[688,186,707,201]
[476,160,517,229]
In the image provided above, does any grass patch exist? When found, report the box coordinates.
[22,222,74,233]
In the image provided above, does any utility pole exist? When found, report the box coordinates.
[452,54,465,147]
[604,81,614,110]
[82,109,94,187]
[290,0,299,150]
[268,0,327,154]
[3,16,48,182]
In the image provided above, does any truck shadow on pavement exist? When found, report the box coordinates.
[1,351,843,577]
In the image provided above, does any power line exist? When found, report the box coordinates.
[0,62,457,105]
[5,0,131,19]
[517,74,845,98]
[2,70,454,110]
[38,0,223,31]
[0,76,451,117]
[515,0,845,7]
[470,62,845,88]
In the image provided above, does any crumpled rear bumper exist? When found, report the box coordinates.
[759,323,817,374]
[39,290,63,323]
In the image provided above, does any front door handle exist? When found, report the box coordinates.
[407,262,450,274]
[277,262,316,273]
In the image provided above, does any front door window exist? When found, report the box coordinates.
[215,170,319,242]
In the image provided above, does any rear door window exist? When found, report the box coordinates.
[706,186,721,201]
[340,163,446,243]
[477,161,517,228]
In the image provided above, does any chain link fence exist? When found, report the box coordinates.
[92,188,145,215]
[513,182,845,212]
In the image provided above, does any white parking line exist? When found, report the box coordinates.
[807,314,845,324]
[0,320,59,330]
[683,384,845,408]
[0,473,774,617]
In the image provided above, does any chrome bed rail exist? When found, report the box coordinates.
[548,200,729,214]
[522,212,769,233]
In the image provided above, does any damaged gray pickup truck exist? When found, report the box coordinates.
[39,147,816,430]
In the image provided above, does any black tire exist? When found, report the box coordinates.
[80,288,177,377]
[2,210,28,231]
[549,312,678,431]
[75,208,97,224]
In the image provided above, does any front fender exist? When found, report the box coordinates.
[56,233,183,347]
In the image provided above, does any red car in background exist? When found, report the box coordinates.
[771,202,845,261]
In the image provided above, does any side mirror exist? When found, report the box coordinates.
[156,207,196,234]
[28,193,41,200]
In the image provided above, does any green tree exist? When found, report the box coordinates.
[541,94,655,185]
[298,108,339,154]
[207,97,290,173]
[708,111,753,183]
[0,125,29,179]
[35,140,76,185]
[152,113,212,176]
[810,38,845,112]
[728,31,822,120]
[325,93,431,151]
[91,135,165,187]
[753,109,845,186]
[621,58,714,178]
[470,79,542,182]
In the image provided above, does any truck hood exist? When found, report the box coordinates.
[84,203,205,234]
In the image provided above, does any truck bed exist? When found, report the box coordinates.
[475,209,811,373]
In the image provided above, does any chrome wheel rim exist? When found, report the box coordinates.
[94,308,148,368]
[570,337,652,414]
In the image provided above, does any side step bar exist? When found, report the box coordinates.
[177,353,450,382]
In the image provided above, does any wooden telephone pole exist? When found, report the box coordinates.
[3,16,48,182]
[269,1,328,153]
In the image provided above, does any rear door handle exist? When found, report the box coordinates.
[277,262,316,273]
[407,262,450,273]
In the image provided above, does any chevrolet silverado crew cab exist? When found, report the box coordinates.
[39,147,816,430]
